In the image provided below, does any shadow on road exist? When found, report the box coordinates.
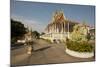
[34,46,51,51]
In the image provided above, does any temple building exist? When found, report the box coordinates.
[40,10,91,42]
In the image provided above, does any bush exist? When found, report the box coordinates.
[66,41,94,52]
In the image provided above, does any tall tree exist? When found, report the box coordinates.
[11,19,27,44]
[11,19,27,38]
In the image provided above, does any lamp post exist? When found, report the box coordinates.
[67,21,70,39]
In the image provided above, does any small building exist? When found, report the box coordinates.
[89,28,95,40]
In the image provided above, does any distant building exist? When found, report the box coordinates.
[89,28,95,40]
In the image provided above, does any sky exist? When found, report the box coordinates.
[11,0,95,33]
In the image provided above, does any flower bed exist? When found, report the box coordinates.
[65,41,94,58]
[66,41,94,52]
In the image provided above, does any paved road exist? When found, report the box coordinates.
[11,39,95,66]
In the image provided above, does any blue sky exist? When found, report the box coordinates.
[11,0,95,33]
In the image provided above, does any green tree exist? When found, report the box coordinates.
[11,19,27,44]
[70,24,88,41]
[41,32,45,35]
[32,31,40,39]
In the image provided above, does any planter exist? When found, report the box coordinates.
[65,47,94,58]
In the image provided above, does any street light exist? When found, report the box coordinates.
[67,21,70,39]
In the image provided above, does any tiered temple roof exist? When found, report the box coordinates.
[45,10,79,34]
